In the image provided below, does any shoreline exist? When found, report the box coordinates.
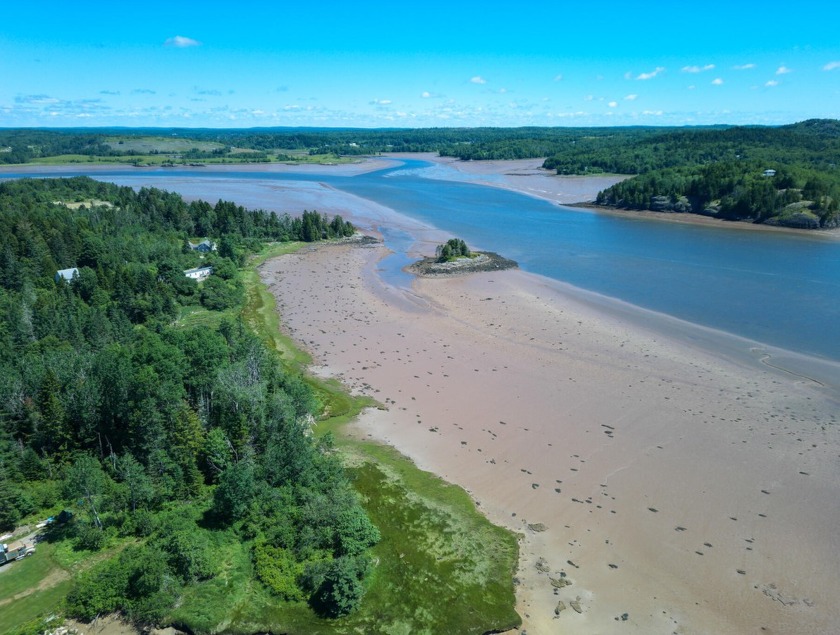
[386,153,840,240]
[4,154,838,239]
[263,239,840,634]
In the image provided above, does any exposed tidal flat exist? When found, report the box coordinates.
[4,159,840,633]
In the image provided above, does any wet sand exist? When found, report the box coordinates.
[262,239,840,634]
[394,152,628,206]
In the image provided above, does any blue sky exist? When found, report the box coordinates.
[2,1,839,128]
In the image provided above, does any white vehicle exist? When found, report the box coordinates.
[0,542,35,565]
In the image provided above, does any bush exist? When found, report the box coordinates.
[159,528,217,583]
[200,276,244,311]
[334,506,380,556]
[253,541,305,601]
[75,523,109,551]
[304,555,372,618]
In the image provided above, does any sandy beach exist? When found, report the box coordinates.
[255,157,840,634]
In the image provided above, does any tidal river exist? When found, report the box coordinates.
[4,158,840,369]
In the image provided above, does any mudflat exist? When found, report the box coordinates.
[261,238,840,634]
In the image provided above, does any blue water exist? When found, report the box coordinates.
[4,160,840,363]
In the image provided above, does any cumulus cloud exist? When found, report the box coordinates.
[765,80,779,87]
[776,65,792,75]
[682,64,715,73]
[470,76,487,84]
[624,94,638,101]
[711,78,724,85]
[636,67,665,80]
[165,35,201,47]
[824,61,840,71]
[733,63,756,70]
[608,101,618,108]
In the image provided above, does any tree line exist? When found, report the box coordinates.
[0,176,375,624]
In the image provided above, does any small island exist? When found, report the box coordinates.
[408,238,518,277]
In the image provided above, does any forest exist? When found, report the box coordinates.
[0,176,383,626]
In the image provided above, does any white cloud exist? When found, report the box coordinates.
[584,95,594,101]
[824,61,840,71]
[624,94,638,101]
[498,88,508,94]
[765,80,779,87]
[608,101,618,108]
[421,91,431,98]
[636,67,665,80]
[553,74,563,82]
[470,76,487,84]
[711,78,724,85]
[733,63,756,70]
[164,35,201,48]
[370,99,392,105]
[682,64,715,73]
[776,65,792,75]
[642,110,664,116]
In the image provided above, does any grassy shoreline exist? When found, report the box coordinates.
[238,241,521,634]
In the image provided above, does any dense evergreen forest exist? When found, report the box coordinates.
[0,177,379,624]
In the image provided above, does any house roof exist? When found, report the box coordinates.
[183,266,213,276]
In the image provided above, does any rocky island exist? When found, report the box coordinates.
[408,238,517,277]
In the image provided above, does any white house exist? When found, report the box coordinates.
[184,266,213,281]
[763,169,777,177]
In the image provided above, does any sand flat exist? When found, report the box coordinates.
[262,239,840,635]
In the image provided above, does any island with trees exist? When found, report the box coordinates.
[408,238,517,277]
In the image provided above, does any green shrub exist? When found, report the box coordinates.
[303,555,372,618]
[253,541,305,601]
[334,506,380,556]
